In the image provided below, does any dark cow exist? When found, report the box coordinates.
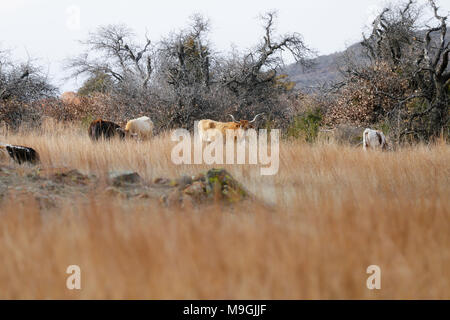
[0,144,40,164]
[88,119,125,141]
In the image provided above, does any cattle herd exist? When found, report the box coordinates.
[0,113,388,165]
[88,116,154,141]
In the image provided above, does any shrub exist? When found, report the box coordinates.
[287,108,322,142]
[324,62,409,127]
[0,99,42,130]
[78,72,114,96]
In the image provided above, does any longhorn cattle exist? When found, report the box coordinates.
[124,116,154,140]
[363,128,388,150]
[88,119,125,141]
[0,143,40,164]
[198,114,264,142]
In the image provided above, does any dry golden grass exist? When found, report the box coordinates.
[0,120,449,299]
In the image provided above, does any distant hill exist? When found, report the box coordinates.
[283,45,359,92]
[284,29,450,92]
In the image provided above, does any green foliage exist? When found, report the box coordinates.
[261,117,277,135]
[379,122,390,136]
[287,109,322,142]
[407,97,428,113]
[78,72,113,96]
[80,114,95,129]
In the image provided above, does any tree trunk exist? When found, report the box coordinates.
[430,81,449,136]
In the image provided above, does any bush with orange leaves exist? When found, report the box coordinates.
[324,62,410,127]
[38,93,134,127]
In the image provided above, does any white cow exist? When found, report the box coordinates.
[125,116,154,140]
[363,128,388,150]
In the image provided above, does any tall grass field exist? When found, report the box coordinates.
[0,121,449,299]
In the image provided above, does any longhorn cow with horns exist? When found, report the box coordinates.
[197,113,264,142]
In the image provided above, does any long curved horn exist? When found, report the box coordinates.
[249,113,264,123]
[229,114,238,123]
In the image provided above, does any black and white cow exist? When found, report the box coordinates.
[0,143,40,164]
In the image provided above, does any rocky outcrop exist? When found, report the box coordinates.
[51,169,91,186]
[157,169,251,207]
[0,166,253,210]
[109,171,142,187]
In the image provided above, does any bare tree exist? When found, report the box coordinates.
[152,14,218,129]
[0,50,56,102]
[159,14,212,89]
[0,49,57,128]
[220,11,314,123]
[361,0,420,65]
[222,11,312,94]
[66,24,154,90]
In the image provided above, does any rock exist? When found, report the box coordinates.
[51,169,91,186]
[192,173,206,182]
[104,187,128,199]
[153,177,178,188]
[39,181,58,192]
[206,168,249,203]
[109,171,141,187]
[26,168,44,181]
[135,193,151,199]
[153,169,251,207]
[154,177,170,185]
[176,175,193,189]
[183,181,207,202]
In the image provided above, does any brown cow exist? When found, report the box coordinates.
[198,114,264,142]
[0,143,40,164]
[88,119,125,141]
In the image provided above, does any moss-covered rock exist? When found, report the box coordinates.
[183,181,207,202]
[205,168,249,203]
[51,169,92,186]
[153,168,250,206]
[109,171,141,187]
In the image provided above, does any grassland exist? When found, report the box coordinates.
[0,121,449,299]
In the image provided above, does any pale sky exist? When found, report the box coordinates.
[0,0,444,92]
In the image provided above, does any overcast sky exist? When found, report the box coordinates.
[0,0,444,92]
